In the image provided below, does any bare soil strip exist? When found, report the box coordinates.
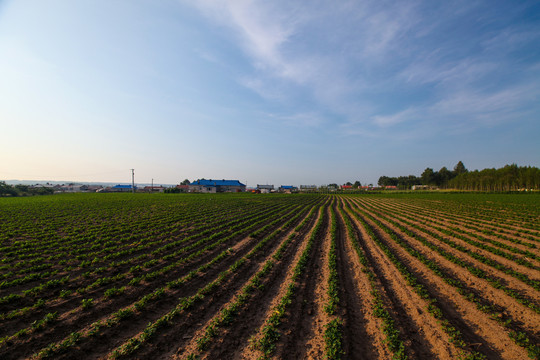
[2,194,538,360]
[15,203,317,360]
[365,197,540,258]
[366,197,540,269]
[298,205,332,360]
[343,199,459,359]
[347,198,531,359]
[121,203,322,360]
[269,204,330,359]
[356,197,540,297]
[205,216,323,360]
[236,205,326,359]
[387,197,540,241]
[174,204,323,360]
[22,234,259,360]
[356,197,540,310]
[0,202,281,307]
[353,198,540,350]
[334,201,387,359]
[0,202,289,337]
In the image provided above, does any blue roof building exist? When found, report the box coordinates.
[110,184,137,192]
[189,179,246,193]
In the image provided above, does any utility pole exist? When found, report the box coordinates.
[131,169,135,194]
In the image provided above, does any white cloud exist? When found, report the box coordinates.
[186,0,540,139]
[188,1,402,98]
[482,26,540,52]
[191,1,303,78]
[430,84,539,126]
[372,108,419,127]
[401,57,499,87]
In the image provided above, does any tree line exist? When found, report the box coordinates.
[378,162,540,191]
[448,164,540,191]
[0,182,55,197]
[378,161,468,189]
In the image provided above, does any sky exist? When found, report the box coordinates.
[1,0,539,187]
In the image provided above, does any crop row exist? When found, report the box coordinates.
[346,197,539,358]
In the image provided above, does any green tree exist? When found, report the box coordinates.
[438,166,452,187]
[421,168,435,185]
[0,181,18,196]
[378,176,397,187]
[180,179,190,185]
[353,180,361,188]
[453,161,467,176]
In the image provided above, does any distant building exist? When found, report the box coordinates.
[340,185,353,190]
[54,183,84,192]
[300,185,317,192]
[256,184,274,193]
[385,185,398,190]
[80,185,103,192]
[109,184,137,192]
[143,186,165,193]
[189,179,246,193]
[279,185,298,193]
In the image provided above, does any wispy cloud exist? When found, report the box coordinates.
[481,26,540,52]
[187,0,540,138]
[430,83,539,125]
[346,81,540,140]
[372,108,419,128]
[191,1,304,79]
[400,57,499,87]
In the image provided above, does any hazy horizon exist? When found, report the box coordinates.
[1,1,539,186]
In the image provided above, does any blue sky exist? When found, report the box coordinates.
[1,0,539,186]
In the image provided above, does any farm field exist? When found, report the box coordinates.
[0,192,539,359]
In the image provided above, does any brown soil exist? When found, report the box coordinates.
[388,197,540,242]
[171,204,323,360]
[334,201,389,359]
[295,205,333,360]
[1,203,311,360]
[366,197,540,262]
[347,197,532,359]
[2,195,537,360]
[343,199,459,359]
[270,204,330,359]
[237,204,325,360]
[356,197,540,307]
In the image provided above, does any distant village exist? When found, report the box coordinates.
[15,179,400,194]
[4,163,537,196]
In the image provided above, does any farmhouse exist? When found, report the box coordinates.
[109,185,136,192]
[189,179,246,193]
[256,184,274,193]
[279,185,298,193]
[175,185,190,193]
[300,185,317,192]
[143,186,165,193]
